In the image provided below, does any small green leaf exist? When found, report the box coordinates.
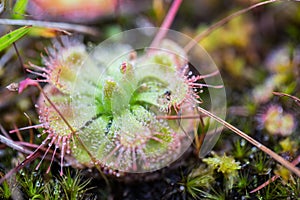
[0,26,31,52]
[12,0,28,19]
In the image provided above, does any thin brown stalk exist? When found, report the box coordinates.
[24,112,34,144]
[12,42,26,72]
[273,91,300,106]
[197,106,300,178]
[250,175,280,193]
[184,0,278,52]
[195,114,206,155]
[13,123,24,142]
[250,155,300,193]
[156,114,207,120]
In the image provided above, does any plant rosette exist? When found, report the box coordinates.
[28,28,226,174]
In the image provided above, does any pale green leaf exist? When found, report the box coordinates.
[0,26,31,52]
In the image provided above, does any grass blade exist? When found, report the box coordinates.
[0,26,31,52]
[12,0,28,19]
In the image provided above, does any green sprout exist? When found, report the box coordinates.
[251,152,272,175]
[199,188,226,200]
[181,165,215,199]
[235,171,252,193]
[58,169,92,200]
[0,172,11,200]
[232,139,251,160]
[16,168,92,200]
[44,179,62,200]
[17,169,44,200]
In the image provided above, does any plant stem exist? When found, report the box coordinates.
[156,114,207,120]
[24,112,35,144]
[273,91,300,106]
[197,106,300,178]
[150,0,182,48]
[12,42,26,72]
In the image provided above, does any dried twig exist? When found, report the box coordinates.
[197,106,300,178]
[273,92,300,106]
[0,132,32,155]
[250,155,300,193]
[0,19,99,36]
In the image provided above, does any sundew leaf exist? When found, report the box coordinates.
[12,0,28,19]
[0,26,31,52]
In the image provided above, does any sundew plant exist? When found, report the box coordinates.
[10,28,226,174]
[0,0,300,199]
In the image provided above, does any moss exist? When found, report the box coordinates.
[203,152,241,189]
